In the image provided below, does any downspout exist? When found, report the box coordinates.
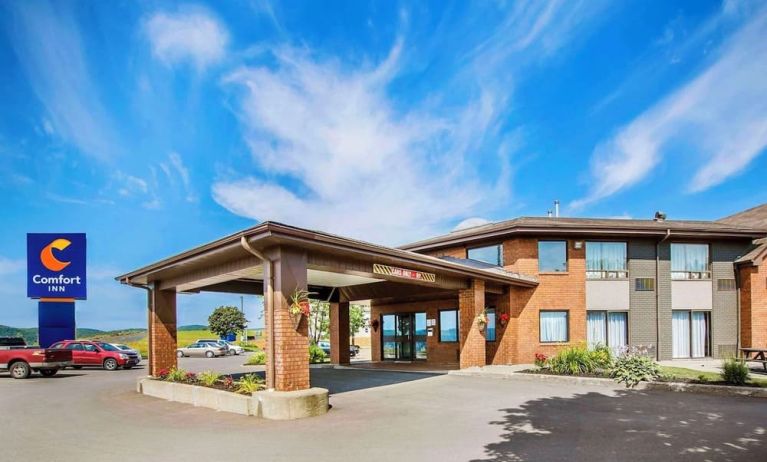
[121,279,153,375]
[240,236,276,390]
[656,229,671,360]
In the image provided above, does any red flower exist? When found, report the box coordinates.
[156,368,169,378]
[185,372,197,382]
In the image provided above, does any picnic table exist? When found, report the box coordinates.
[740,348,767,371]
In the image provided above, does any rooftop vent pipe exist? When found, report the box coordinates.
[554,200,560,218]
[654,211,667,222]
[547,210,553,218]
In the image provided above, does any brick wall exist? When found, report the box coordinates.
[628,240,658,351]
[740,263,767,349]
[505,238,586,363]
[149,288,177,376]
[370,297,460,365]
[711,242,749,358]
[459,280,486,368]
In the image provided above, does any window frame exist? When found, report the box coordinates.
[585,241,628,279]
[467,244,503,266]
[670,243,711,280]
[438,309,459,343]
[538,310,569,343]
[586,310,629,350]
[635,277,655,291]
[538,240,569,273]
[485,307,496,342]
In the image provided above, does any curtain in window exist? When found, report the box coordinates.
[691,312,708,358]
[540,311,567,342]
[672,311,691,358]
[587,311,606,349]
[586,242,626,274]
[608,312,628,355]
[671,244,708,273]
[486,309,496,342]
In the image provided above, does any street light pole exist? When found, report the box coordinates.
[240,295,246,342]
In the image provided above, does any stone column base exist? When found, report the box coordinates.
[253,387,329,420]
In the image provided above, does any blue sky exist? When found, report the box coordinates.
[1,0,766,330]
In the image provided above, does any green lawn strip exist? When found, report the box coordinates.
[659,366,767,387]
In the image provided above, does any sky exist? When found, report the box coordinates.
[1,0,766,330]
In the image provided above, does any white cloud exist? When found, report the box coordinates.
[453,218,492,231]
[211,2,608,245]
[7,1,121,160]
[214,42,507,245]
[145,8,229,70]
[573,8,767,209]
[167,152,197,202]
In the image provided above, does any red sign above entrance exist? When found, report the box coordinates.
[373,264,436,283]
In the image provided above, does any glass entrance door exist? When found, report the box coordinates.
[382,312,427,361]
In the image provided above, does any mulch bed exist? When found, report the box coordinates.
[520,369,766,388]
[519,369,611,379]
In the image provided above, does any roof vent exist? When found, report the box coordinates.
[654,211,667,222]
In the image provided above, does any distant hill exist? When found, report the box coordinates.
[0,325,110,345]
[178,324,209,331]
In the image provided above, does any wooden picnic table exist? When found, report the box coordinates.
[740,348,767,371]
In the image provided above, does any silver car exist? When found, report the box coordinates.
[176,342,226,358]
[113,344,141,364]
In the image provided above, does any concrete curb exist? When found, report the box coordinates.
[448,370,619,387]
[138,378,256,416]
[137,378,331,418]
[645,381,767,398]
[448,371,767,398]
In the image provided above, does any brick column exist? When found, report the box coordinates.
[459,279,486,369]
[329,301,350,365]
[266,247,310,391]
[149,287,177,376]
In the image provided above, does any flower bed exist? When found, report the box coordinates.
[156,367,265,394]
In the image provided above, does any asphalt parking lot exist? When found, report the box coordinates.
[2,353,766,461]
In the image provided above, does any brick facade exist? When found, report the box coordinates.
[740,263,767,349]
[329,301,350,364]
[149,287,177,377]
[370,297,460,365]
[459,280,486,368]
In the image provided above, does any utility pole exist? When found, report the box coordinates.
[240,295,246,342]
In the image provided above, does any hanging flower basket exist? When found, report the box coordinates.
[289,288,312,331]
[476,310,488,332]
[499,313,510,328]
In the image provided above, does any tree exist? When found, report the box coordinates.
[208,306,248,338]
[349,304,367,345]
[309,300,329,344]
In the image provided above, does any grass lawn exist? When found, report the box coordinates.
[83,329,264,358]
[659,366,767,387]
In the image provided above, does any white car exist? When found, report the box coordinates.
[224,341,244,355]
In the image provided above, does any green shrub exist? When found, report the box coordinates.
[721,357,749,385]
[164,367,187,382]
[548,345,596,375]
[246,351,266,365]
[309,344,327,364]
[236,374,264,394]
[198,370,222,387]
[611,354,660,388]
[590,344,613,369]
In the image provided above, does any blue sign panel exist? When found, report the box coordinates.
[27,233,87,299]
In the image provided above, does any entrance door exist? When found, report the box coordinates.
[672,310,710,358]
[382,312,427,361]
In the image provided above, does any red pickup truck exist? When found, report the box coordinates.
[0,337,73,379]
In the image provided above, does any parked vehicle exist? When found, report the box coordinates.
[316,341,360,358]
[196,339,233,355]
[113,344,142,364]
[0,337,72,379]
[223,341,244,356]
[50,340,140,371]
[177,342,226,358]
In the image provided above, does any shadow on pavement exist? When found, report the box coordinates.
[226,368,441,394]
[471,389,767,462]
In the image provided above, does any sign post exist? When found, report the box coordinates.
[27,233,87,347]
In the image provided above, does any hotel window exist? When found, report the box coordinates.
[538,241,568,272]
[586,242,628,279]
[587,311,628,355]
[672,311,711,358]
[671,243,710,279]
[486,308,496,342]
[468,244,502,266]
[439,309,459,343]
[539,311,568,343]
